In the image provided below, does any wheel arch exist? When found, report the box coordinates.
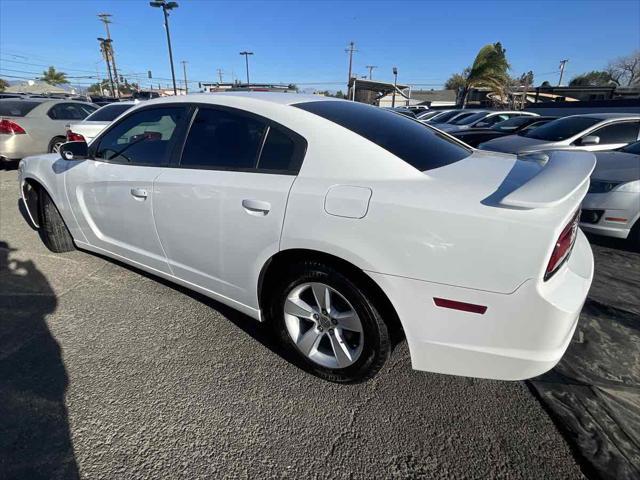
[258,248,405,344]
[21,176,51,227]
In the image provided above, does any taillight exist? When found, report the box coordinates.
[66,130,86,142]
[0,119,26,134]
[545,210,580,281]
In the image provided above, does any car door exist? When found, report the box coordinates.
[152,105,306,309]
[575,120,640,151]
[64,105,189,274]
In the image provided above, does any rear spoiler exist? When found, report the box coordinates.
[500,151,596,209]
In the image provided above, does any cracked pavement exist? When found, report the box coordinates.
[0,169,585,479]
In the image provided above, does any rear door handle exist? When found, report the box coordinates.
[130,188,148,199]
[242,199,271,216]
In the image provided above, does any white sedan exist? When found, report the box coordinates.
[580,141,640,245]
[67,101,137,143]
[19,93,595,383]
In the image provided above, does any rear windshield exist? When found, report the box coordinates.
[523,116,601,141]
[295,101,471,171]
[492,116,534,132]
[85,103,134,122]
[0,100,41,117]
[448,112,480,124]
[430,110,462,123]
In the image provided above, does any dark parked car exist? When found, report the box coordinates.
[451,116,557,147]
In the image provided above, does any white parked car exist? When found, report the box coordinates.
[580,141,640,245]
[67,101,137,143]
[479,113,640,154]
[19,93,594,383]
[436,110,538,133]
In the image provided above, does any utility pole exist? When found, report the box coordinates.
[365,65,377,80]
[558,59,568,86]
[239,51,254,84]
[181,60,188,94]
[97,37,115,97]
[392,66,398,108]
[150,1,179,95]
[216,68,224,83]
[98,13,120,97]
[345,41,357,98]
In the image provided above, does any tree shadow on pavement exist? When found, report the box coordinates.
[0,240,79,480]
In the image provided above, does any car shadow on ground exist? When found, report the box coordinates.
[585,232,637,253]
[0,240,80,479]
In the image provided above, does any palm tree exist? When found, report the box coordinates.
[459,43,510,107]
[41,66,69,86]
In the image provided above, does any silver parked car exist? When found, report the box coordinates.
[0,98,97,160]
[478,113,640,154]
[68,101,137,143]
[580,140,640,245]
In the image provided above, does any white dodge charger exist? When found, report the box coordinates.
[18,92,595,383]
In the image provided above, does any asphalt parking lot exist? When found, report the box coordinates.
[0,167,636,479]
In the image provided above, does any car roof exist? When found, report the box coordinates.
[572,112,640,120]
[143,91,339,107]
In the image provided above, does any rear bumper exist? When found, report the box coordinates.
[367,230,593,380]
[0,134,42,160]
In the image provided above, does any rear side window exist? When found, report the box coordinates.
[85,103,133,122]
[180,107,267,170]
[295,101,471,171]
[257,126,304,172]
[589,121,640,145]
[0,100,41,117]
[48,103,96,120]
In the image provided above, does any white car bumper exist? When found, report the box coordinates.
[580,191,640,240]
[367,230,593,380]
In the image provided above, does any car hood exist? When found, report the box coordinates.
[592,151,640,182]
[479,134,556,153]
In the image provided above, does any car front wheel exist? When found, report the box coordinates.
[38,188,75,253]
[270,260,391,383]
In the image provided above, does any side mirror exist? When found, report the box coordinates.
[579,135,600,146]
[60,141,89,161]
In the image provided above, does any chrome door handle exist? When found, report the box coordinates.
[130,188,148,199]
[242,199,271,216]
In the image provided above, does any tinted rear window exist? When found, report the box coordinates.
[430,110,461,123]
[85,103,133,122]
[0,100,41,117]
[295,101,471,171]
[620,140,640,155]
[523,116,601,141]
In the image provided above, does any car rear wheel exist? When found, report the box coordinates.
[38,188,75,253]
[48,136,66,154]
[269,260,390,383]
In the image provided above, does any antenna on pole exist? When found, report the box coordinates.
[365,65,377,80]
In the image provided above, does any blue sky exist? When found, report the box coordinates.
[1,0,638,92]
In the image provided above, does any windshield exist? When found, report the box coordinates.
[451,111,492,125]
[85,103,133,122]
[0,100,41,117]
[296,101,471,171]
[417,111,439,120]
[491,116,533,132]
[620,140,640,155]
[447,112,478,124]
[523,116,601,141]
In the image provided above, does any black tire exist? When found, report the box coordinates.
[48,136,66,154]
[269,260,391,383]
[37,188,75,253]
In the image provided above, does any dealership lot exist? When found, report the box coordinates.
[0,168,594,479]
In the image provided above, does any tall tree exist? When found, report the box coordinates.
[458,43,511,107]
[569,71,613,86]
[41,66,69,85]
[606,51,640,86]
[444,71,467,91]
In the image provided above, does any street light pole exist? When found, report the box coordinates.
[558,59,568,87]
[150,1,179,95]
[239,51,254,85]
[392,67,398,108]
